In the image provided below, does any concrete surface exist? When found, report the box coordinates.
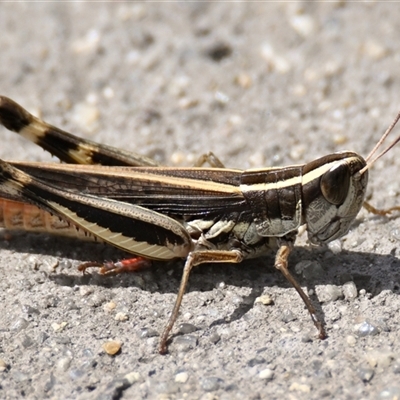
[1,3,400,399]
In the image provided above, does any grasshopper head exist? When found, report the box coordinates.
[302,152,368,245]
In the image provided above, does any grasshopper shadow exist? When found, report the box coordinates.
[2,230,400,331]
[2,230,399,296]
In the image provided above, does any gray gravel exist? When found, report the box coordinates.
[1,3,400,399]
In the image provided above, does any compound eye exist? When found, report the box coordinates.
[320,163,350,205]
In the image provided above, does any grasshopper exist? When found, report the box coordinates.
[0,96,399,354]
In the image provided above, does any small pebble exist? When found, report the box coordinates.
[79,287,94,297]
[56,357,72,373]
[249,151,265,167]
[40,372,55,391]
[292,84,307,97]
[247,357,266,367]
[390,228,400,241]
[235,72,252,88]
[56,336,71,345]
[290,145,306,160]
[51,322,67,332]
[289,14,316,37]
[205,42,232,62]
[102,86,114,99]
[38,332,49,344]
[218,281,226,289]
[260,43,291,73]
[178,97,198,109]
[393,361,400,374]
[88,293,106,307]
[0,359,8,372]
[64,300,79,311]
[69,369,84,380]
[27,255,38,268]
[301,333,313,343]
[173,335,198,352]
[365,349,394,368]
[231,294,244,305]
[178,323,198,334]
[21,335,34,349]
[103,341,122,355]
[214,91,230,105]
[11,318,29,332]
[255,294,274,305]
[115,312,128,321]
[357,367,374,382]
[289,382,311,393]
[328,239,342,254]
[258,368,274,381]
[209,333,221,344]
[175,372,189,383]
[281,309,297,323]
[170,151,186,165]
[333,134,348,146]
[346,335,357,346]
[354,320,379,337]
[43,295,59,308]
[124,371,141,384]
[343,281,358,300]
[317,285,343,303]
[82,349,94,358]
[104,301,117,312]
[201,377,222,392]
[21,305,40,315]
[80,359,96,370]
[168,75,190,97]
[138,328,158,339]
[71,29,100,53]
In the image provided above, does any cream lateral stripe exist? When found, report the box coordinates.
[48,201,178,260]
[98,171,241,194]
[301,158,358,186]
[84,168,243,195]
[240,159,354,192]
[240,175,302,192]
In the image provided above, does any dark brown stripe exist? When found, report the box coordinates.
[241,166,301,186]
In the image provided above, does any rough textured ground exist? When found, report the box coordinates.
[1,3,400,400]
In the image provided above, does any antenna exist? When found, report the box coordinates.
[359,110,400,175]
